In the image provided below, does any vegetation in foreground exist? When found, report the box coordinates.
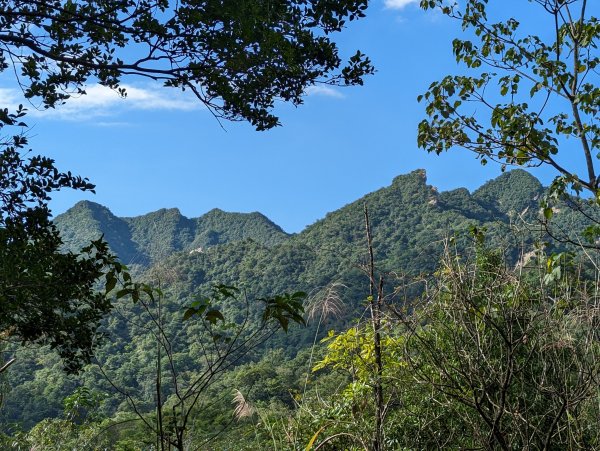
[2,0,600,449]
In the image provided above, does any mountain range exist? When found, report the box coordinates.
[55,202,288,266]
[54,169,545,270]
[5,168,583,428]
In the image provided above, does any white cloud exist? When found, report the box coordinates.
[115,85,200,111]
[95,121,134,127]
[0,82,345,124]
[305,85,345,99]
[0,88,21,106]
[384,0,419,10]
[0,83,203,123]
[44,84,202,120]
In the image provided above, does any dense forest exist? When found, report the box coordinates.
[2,169,599,449]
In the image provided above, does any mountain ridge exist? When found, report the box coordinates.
[54,169,545,268]
[54,199,291,265]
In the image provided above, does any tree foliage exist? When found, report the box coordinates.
[395,242,600,449]
[418,0,599,201]
[0,110,120,373]
[95,281,305,450]
[301,240,600,450]
[4,168,590,429]
[1,0,373,130]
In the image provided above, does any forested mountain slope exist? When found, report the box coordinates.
[56,169,543,277]
[54,169,558,346]
[54,202,289,266]
[2,169,575,430]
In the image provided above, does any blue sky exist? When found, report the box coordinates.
[1,1,569,232]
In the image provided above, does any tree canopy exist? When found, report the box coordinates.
[1,0,373,130]
[418,0,598,199]
[0,108,120,373]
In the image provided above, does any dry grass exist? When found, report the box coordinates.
[232,389,255,420]
[305,281,347,323]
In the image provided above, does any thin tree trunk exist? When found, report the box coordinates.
[364,205,385,451]
[157,296,165,451]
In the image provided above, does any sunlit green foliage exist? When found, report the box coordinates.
[293,242,600,450]
[418,0,600,243]
[5,169,600,449]
[55,202,290,266]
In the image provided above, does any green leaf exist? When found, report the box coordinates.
[182,308,196,321]
[205,309,225,324]
[115,289,131,299]
[105,273,117,294]
[260,292,307,332]
[582,225,600,243]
